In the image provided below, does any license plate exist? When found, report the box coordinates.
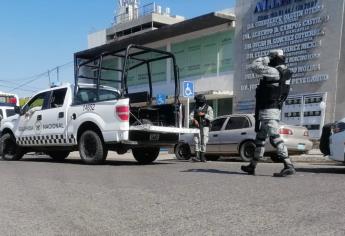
[297,144,305,150]
[149,133,160,141]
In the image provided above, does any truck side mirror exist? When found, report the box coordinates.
[14,106,21,115]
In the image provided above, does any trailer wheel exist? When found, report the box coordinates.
[47,151,70,161]
[175,143,191,160]
[132,147,160,164]
[79,130,108,164]
[1,133,24,161]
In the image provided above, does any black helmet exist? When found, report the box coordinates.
[268,49,286,67]
[195,94,206,107]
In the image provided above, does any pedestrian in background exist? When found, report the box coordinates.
[241,49,296,177]
[190,94,214,162]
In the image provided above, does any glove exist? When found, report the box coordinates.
[262,56,270,65]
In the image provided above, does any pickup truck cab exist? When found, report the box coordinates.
[0,44,198,164]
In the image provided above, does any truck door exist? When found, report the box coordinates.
[38,88,70,146]
[15,91,50,146]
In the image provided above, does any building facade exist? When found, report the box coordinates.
[234,0,345,138]
[87,3,235,119]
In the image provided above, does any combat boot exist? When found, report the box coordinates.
[200,152,207,162]
[273,163,296,177]
[190,151,200,162]
[241,163,256,175]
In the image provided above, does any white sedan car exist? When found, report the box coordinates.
[329,118,345,162]
[175,114,313,162]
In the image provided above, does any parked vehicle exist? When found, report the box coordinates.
[0,44,198,164]
[175,114,313,162]
[325,119,345,162]
[0,92,19,122]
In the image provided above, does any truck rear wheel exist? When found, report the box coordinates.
[47,151,70,161]
[132,147,160,164]
[1,133,24,161]
[79,130,108,164]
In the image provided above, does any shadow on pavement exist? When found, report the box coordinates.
[21,157,173,166]
[295,167,345,174]
[181,168,246,175]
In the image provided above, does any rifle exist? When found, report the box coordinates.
[254,91,261,133]
[194,108,205,146]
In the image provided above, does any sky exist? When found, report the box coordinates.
[0,0,235,97]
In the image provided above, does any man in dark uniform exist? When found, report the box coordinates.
[190,94,214,162]
[241,49,296,177]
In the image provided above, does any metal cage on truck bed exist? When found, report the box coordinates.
[74,44,182,128]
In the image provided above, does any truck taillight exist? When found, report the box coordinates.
[279,128,293,135]
[115,106,129,121]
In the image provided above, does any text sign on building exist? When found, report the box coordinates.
[183,81,195,98]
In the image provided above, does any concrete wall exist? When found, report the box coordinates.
[234,0,345,126]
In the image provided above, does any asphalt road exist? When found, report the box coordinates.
[1,152,345,236]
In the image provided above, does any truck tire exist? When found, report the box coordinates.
[132,147,160,164]
[239,140,255,162]
[79,130,108,164]
[47,151,70,161]
[175,143,191,160]
[1,133,24,161]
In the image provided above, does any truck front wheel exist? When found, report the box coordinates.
[132,147,160,164]
[1,133,24,161]
[79,130,108,164]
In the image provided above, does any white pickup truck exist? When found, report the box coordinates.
[0,44,198,164]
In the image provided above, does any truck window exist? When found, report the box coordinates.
[23,92,50,113]
[5,109,15,118]
[0,109,3,121]
[50,88,67,108]
[75,88,120,104]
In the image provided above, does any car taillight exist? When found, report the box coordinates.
[334,122,345,134]
[115,105,129,121]
[279,128,293,135]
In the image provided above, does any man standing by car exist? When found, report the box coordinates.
[190,94,214,162]
[241,49,296,177]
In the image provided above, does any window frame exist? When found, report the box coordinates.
[224,116,251,130]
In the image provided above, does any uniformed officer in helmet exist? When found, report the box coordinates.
[241,49,296,177]
[190,94,214,162]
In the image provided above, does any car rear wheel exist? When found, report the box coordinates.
[175,143,191,160]
[239,140,255,162]
[1,133,24,161]
[79,130,108,164]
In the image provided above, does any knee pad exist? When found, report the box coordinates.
[269,134,283,148]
